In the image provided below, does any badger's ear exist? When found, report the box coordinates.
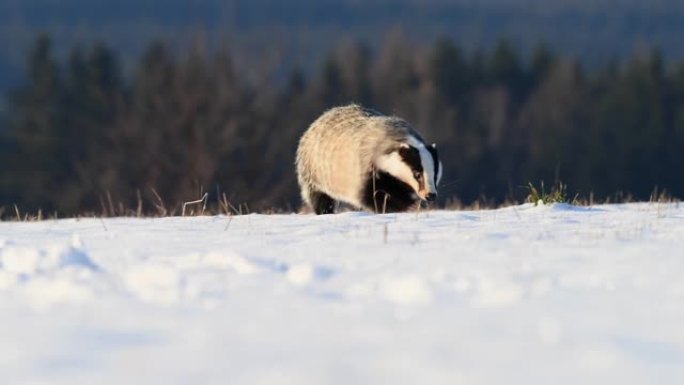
[396,142,413,157]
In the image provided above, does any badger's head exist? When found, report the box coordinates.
[375,136,443,202]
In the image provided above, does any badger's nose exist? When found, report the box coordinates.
[425,192,437,202]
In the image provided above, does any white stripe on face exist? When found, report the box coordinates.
[436,160,443,185]
[375,151,420,193]
[406,136,437,194]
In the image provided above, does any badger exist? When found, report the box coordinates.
[295,104,442,214]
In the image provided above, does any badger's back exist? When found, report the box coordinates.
[296,105,413,208]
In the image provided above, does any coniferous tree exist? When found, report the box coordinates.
[430,37,469,105]
[6,35,65,211]
[61,42,125,211]
[488,39,524,91]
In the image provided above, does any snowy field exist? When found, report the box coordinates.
[1,202,683,385]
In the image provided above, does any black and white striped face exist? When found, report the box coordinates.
[375,136,442,201]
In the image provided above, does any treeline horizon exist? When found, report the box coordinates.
[1,33,683,217]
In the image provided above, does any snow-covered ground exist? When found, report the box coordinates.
[1,203,683,384]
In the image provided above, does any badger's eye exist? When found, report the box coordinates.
[413,171,422,180]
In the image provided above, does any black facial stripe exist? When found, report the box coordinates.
[398,145,424,190]
[426,145,440,184]
[398,146,423,174]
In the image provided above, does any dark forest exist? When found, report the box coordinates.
[1,33,683,217]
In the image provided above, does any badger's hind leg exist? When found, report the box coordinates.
[307,189,336,214]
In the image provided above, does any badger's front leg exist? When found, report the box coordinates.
[309,190,336,214]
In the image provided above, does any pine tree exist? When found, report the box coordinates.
[430,37,468,105]
[6,34,65,211]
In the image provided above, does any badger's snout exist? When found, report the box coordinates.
[425,192,437,202]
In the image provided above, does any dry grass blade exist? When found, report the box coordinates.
[224,215,233,231]
[106,191,116,217]
[150,188,168,216]
[182,192,209,216]
[219,192,241,215]
[136,189,143,217]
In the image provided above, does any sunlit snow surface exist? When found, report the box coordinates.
[1,203,683,384]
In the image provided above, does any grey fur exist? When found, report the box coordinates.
[295,104,432,213]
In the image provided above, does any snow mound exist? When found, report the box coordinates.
[0,243,98,275]
[0,240,100,308]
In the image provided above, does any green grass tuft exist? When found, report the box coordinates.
[526,181,574,205]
